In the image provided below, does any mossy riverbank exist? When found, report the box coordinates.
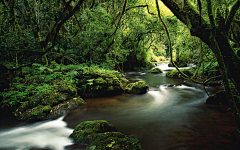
[0,63,149,122]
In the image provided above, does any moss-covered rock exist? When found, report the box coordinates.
[75,69,124,98]
[59,84,77,96]
[48,97,86,120]
[70,120,143,150]
[150,68,163,74]
[17,97,86,122]
[125,81,149,94]
[18,105,48,121]
[166,69,193,79]
[94,77,107,85]
[70,120,116,144]
[43,105,52,112]
[87,135,143,150]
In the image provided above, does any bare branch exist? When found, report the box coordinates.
[126,5,155,15]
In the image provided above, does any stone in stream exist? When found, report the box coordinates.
[149,68,163,74]
[165,84,175,88]
[206,90,228,105]
[19,97,86,122]
[74,67,124,98]
[70,120,143,150]
[124,81,149,94]
[166,69,193,79]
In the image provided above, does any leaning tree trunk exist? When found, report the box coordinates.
[215,30,240,93]
[160,0,240,94]
[160,0,240,129]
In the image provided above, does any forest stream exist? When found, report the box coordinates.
[0,63,239,150]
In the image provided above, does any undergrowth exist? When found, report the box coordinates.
[0,61,124,110]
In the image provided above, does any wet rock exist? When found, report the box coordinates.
[125,81,149,94]
[18,97,86,122]
[70,120,117,144]
[165,84,175,87]
[87,135,143,150]
[206,90,228,105]
[150,68,163,74]
[70,120,143,150]
[166,69,193,79]
[206,90,240,106]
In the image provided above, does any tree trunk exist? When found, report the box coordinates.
[160,0,240,94]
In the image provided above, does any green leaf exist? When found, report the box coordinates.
[89,145,96,150]
[106,141,115,147]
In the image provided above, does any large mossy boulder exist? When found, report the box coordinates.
[75,68,124,98]
[125,81,149,94]
[18,97,86,122]
[70,120,117,144]
[70,120,143,150]
[150,68,163,74]
[87,135,143,150]
[166,69,193,79]
[1,74,86,122]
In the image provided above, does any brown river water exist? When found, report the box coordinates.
[0,63,239,150]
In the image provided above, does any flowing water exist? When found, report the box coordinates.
[0,63,238,150]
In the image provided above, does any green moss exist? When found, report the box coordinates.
[125,83,134,91]
[59,84,77,96]
[70,120,143,150]
[125,81,149,94]
[120,77,128,83]
[150,68,163,74]
[94,77,107,85]
[70,120,115,144]
[76,69,124,98]
[87,136,143,150]
[32,110,41,116]
[166,69,193,79]
[45,93,60,105]
[112,78,121,86]
[36,105,44,110]
[43,105,51,112]
[107,86,114,91]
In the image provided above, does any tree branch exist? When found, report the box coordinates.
[225,0,240,32]
[161,0,211,45]
[111,4,155,25]
[206,0,215,29]
[126,5,155,15]
[90,0,95,9]
[108,0,128,39]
